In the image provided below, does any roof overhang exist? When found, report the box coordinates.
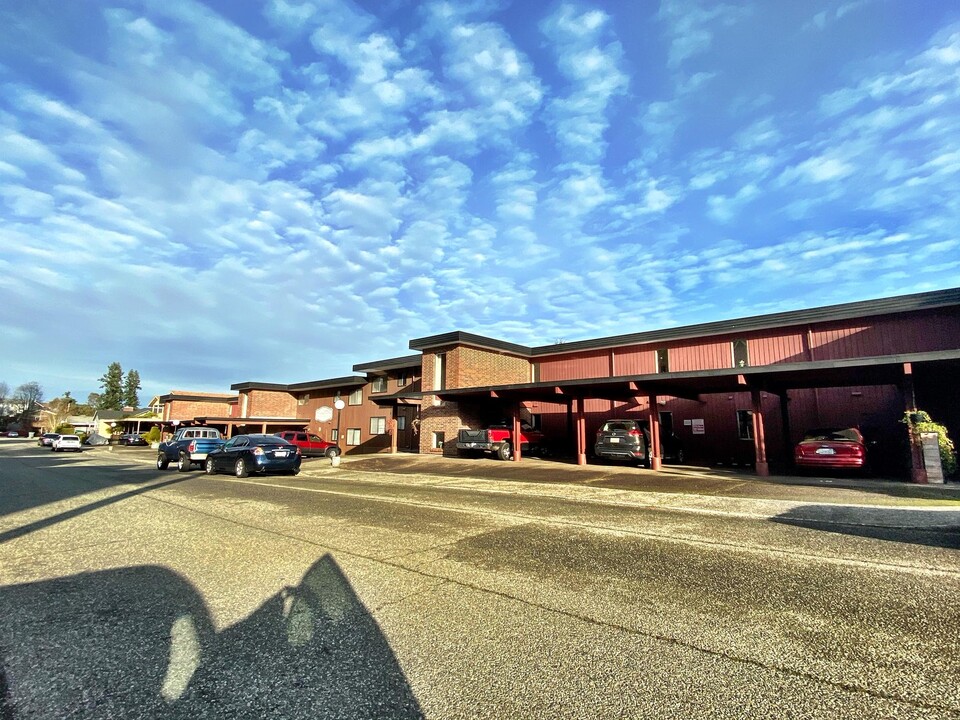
[353,354,422,373]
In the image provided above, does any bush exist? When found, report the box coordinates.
[143,427,161,444]
[903,411,957,477]
[55,424,76,435]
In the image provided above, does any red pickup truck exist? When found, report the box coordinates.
[274,431,341,458]
[456,424,546,460]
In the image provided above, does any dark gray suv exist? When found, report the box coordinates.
[594,419,649,466]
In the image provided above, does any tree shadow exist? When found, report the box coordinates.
[771,505,960,549]
[0,556,423,718]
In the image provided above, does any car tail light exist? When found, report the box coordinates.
[295,446,301,456]
[628,429,641,437]
[253,446,265,456]
[188,441,196,453]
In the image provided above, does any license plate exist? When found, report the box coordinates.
[274,450,289,457]
[816,447,835,455]
[609,437,620,443]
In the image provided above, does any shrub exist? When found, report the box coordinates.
[903,411,957,477]
[55,424,76,435]
[143,427,161,444]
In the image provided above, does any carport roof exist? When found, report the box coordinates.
[430,350,960,403]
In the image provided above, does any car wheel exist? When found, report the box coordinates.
[497,443,512,461]
[205,458,216,475]
[177,453,192,472]
[157,454,170,470]
[235,458,249,478]
[325,447,340,458]
[288,466,301,476]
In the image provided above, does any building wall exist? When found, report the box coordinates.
[288,365,422,455]
[163,398,235,422]
[537,308,960,381]
[418,345,531,455]
[242,389,297,418]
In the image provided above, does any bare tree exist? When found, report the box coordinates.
[0,381,8,418]
[13,382,44,425]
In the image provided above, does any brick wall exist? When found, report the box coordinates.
[165,399,235,421]
[419,345,532,455]
[243,389,297,417]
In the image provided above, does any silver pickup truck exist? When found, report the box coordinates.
[157,427,224,472]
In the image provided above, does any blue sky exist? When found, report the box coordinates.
[1,0,959,404]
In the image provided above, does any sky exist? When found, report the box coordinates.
[1,0,959,405]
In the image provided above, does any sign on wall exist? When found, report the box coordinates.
[316,406,333,422]
[691,418,705,435]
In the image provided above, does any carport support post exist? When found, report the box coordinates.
[647,395,662,471]
[575,397,587,466]
[512,406,522,462]
[751,389,770,476]
[902,363,928,484]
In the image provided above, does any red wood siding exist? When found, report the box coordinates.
[539,350,611,381]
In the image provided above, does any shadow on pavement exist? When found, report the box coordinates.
[0,555,423,718]
[771,505,960,549]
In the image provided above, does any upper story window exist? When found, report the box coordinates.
[732,339,749,368]
[396,371,408,387]
[298,393,310,406]
[531,363,541,383]
[348,388,362,405]
[372,376,387,393]
[656,348,669,373]
[434,353,447,391]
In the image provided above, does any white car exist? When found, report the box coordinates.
[52,434,82,452]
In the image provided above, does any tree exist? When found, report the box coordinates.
[98,362,124,410]
[87,392,101,408]
[13,382,44,424]
[123,370,141,409]
[0,381,8,418]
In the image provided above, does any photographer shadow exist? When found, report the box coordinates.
[0,555,423,719]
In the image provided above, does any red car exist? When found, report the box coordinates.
[794,427,867,472]
[274,431,341,458]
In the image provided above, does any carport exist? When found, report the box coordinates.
[436,349,960,481]
[190,416,310,438]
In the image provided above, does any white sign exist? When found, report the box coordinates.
[316,406,333,422]
[692,418,705,435]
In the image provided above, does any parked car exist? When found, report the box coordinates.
[456,423,547,460]
[594,419,649,466]
[794,427,867,472]
[157,427,224,471]
[5,431,19,438]
[52,434,82,452]
[204,434,301,478]
[38,433,60,447]
[119,433,147,446]
[274,431,341,458]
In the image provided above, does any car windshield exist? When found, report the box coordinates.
[803,428,860,442]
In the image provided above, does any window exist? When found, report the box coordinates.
[372,376,387,393]
[656,348,669,373]
[370,417,386,435]
[737,410,754,440]
[432,431,445,449]
[397,415,406,431]
[732,339,749,368]
[531,363,541,383]
[434,353,447,391]
[396,371,408,388]
[330,428,339,442]
[346,428,361,445]
[298,393,310,406]
[348,388,362,405]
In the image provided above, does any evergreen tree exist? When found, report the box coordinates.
[98,362,124,410]
[123,370,141,409]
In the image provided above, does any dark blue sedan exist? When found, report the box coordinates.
[204,434,301,478]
